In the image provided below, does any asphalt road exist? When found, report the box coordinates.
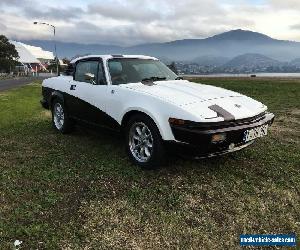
[0,76,50,92]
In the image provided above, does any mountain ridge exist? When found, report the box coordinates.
[20,29,300,61]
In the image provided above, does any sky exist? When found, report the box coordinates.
[1,0,300,46]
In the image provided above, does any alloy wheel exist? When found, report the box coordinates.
[129,122,154,162]
[53,103,65,130]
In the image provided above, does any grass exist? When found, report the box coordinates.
[0,78,299,249]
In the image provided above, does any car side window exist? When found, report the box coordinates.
[74,60,99,84]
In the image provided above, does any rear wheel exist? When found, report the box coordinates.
[51,99,74,134]
[125,114,166,169]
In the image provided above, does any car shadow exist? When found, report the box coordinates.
[72,123,237,173]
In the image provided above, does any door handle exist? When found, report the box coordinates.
[70,85,76,90]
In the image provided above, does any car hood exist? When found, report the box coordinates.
[124,80,241,105]
[123,80,267,120]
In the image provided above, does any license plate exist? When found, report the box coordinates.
[243,124,268,142]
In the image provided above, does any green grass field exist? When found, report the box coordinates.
[0,78,299,249]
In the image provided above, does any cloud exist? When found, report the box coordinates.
[0,0,23,6]
[0,0,299,45]
[0,23,7,31]
[56,21,173,46]
[87,1,162,22]
[268,0,300,9]
[82,0,257,44]
[290,24,300,30]
[23,6,85,21]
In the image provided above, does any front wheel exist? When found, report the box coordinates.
[125,114,166,169]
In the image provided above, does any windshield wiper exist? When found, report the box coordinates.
[141,76,167,82]
[175,76,183,80]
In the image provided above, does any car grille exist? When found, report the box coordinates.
[186,112,267,130]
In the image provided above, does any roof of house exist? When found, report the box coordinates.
[10,41,54,64]
[10,41,40,64]
[21,43,54,60]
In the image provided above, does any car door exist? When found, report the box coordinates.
[67,58,112,127]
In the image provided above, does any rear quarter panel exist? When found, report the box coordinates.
[42,76,72,94]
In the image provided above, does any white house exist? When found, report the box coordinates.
[10,41,54,72]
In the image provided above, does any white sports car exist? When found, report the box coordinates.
[41,55,274,168]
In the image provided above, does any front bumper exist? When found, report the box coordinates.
[168,112,275,157]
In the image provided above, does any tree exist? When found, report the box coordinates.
[47,56,61,73]
[168,62,178,74]
[0,35,19,73]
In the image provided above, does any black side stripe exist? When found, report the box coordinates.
[42,86,121,131]
[208,105,235,121]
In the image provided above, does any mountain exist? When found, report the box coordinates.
[21,29,300,61]
[175,53,298,74]
[192,55,229,66]
[224,53,281,68]
[206,29,274,42]
[290,58,300,67]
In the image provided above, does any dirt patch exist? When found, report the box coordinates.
[270,124,294,134]
[289,108,300,116]
[40,110,51,119]
[271,109,300,135]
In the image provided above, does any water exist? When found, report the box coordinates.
[184,73,300,78]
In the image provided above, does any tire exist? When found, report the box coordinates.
[125,114,166,169]
[51,98,74,134]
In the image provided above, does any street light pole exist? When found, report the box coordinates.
[33,22,59,76]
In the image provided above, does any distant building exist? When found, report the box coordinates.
[10,41,54,73]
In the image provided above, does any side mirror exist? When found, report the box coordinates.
[84,73,96,84]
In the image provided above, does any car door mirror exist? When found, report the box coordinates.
[84,73,96,84]
[85,72,95,80]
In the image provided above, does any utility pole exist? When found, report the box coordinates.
[33,22,59,76]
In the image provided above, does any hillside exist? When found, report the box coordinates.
[290,58,300,66]
[206,29,274,42]
[192,55,229,66]
[224,53,281,68]
[175,53,300,74]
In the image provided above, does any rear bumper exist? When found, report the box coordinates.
[168,112,275,157]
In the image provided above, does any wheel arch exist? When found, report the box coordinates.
[120,105,177,141]
[121,110,152,128]
[121,109,164,139]
[49,91,64,107]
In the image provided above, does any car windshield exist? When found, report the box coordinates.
[108,58,178,85]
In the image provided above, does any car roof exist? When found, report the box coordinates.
[70,55,158,64]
